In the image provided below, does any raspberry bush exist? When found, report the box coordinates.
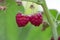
[0,0,60,40]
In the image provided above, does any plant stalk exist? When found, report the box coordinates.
[40,0,58,40]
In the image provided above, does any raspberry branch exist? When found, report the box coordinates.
[40,0,58,40]
[22,0,58,40]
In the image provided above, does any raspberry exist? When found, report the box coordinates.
[16,12,29,27]
[29,13,43,26]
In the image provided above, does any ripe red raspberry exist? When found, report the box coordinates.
[29,13,43,26]
[16,12,29,27]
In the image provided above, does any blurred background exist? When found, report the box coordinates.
[46,0,60,12]
[0,0,60,40]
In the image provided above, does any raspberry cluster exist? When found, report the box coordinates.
[16,12,43,27]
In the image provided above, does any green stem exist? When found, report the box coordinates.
[40,0,58,40]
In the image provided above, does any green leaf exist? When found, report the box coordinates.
[22,0,38,3]
[43,9,58,21]
[0,11,6,40]
[49,9,58,18]
[25,25,52,40]
[18,23,32,40]
[25,25,43,40]
[57,14,60,21]
[5,0,25,40]
[22,0,44,5]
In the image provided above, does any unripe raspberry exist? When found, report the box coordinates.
[29,13,43,26]
[16,12,29,27]
[42,21,49,31]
